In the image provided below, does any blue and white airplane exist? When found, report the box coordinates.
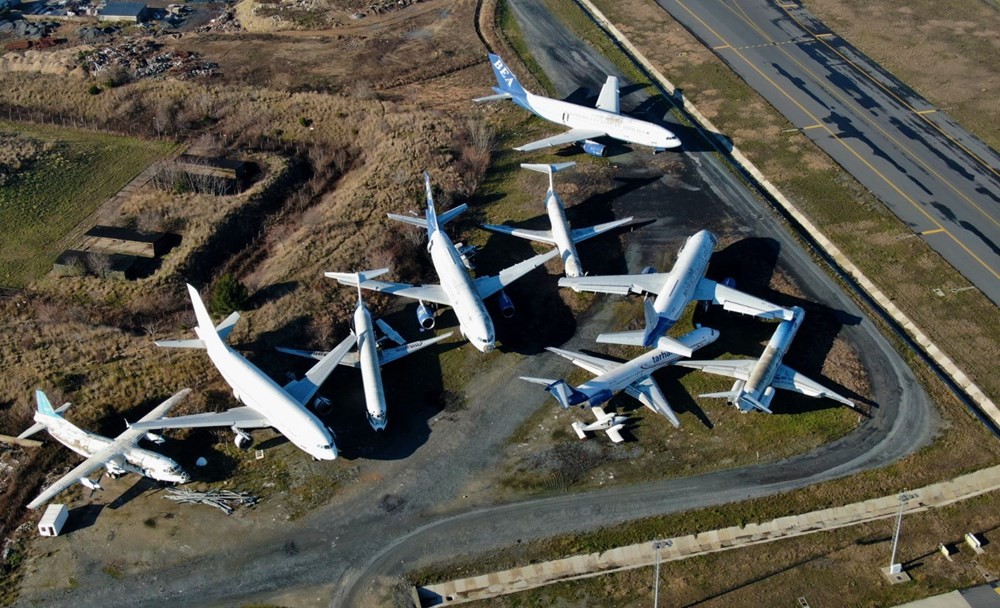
[559,230,792,355]
[280,270,452,431]
[328,173,558,353]
[522,326,719,428]
[131,284,353,460]
[482,162,634,277]
[475,53,681,156]
[677,306,853,413]
[17,389,191,510]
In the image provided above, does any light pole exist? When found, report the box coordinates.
[652,540,672,607]
[888,492,917,576]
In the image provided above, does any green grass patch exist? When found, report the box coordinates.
[0,121,175,288]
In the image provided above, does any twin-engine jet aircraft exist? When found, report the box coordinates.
[328,173,558,353]
[521,326,719,428]
[677,306,854,413]
[131,284,353,460]
[18,389,191,510]
[482,162,634,277]
[475,53,681,156]
[280,270,452,431]
[559,230,791,355]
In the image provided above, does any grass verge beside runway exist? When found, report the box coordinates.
[0,121,175,289]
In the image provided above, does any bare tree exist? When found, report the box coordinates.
[86,252,113,278]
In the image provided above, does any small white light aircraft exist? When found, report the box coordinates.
[559,230,792,355]
[521,326,719,428]
[572,406,629,443]
[475,53,681,156]
[16,389,191,510]
[130,284,354,460]
[481,162,634,277]
[279,270,452,431]
[676,306,854,413]
[327,173,558,353]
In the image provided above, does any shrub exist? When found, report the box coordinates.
[87,85,102,95]
[211,273,249,316]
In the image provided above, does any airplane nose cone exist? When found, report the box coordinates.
[482,342,495,353]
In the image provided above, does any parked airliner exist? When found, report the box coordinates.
[17,389,190,509]
[677,307,854,413]
[475,53,681,156]
[521,326,719,428]
[131,284,354,459]
[482,162,634,277]
[559,230,791,355]
[328,173,558,353]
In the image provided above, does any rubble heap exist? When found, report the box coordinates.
[163,488,259,515]
[87,38,218,80]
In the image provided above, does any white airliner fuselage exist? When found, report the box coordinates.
[194,322,338,460]
[353,303,389,430]
[523,91,680,150]
[428,227,496,353]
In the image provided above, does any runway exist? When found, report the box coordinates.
[655,0,1000,305]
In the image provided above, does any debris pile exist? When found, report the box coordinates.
[163,488,258,514]
[0,17,59,40]
[197,8,241,33]
[87,39,218,80]
[353,0,423,19]
[78,25,119,41]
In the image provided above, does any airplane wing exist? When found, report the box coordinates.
[284,333,358,405]
[480,224,556,245]
[692,278,791,320]
[545,346,622,376]
[674,359,756,381]
[129,406,272,431]
[772,364,854,406]
[474,248,559,299]
[513,128,607,152]
[625,377,680,427]
[595,76,620,114]
[558,272,669,296]
[605,424,625,443]
[569,217,634,244]
[377,332,453,366]
[326,273,451,306]
[26,444,121,509]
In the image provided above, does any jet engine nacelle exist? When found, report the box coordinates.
[313,395,333,415]
[497,290,515,319]
[79,476,103,491]
[640,266,657,275]
[588,389,614,406]
[416,302,435,330]
[581,140,607,157]
[761,386,776,409]
[144,431,165,445]
[232,426,253,450]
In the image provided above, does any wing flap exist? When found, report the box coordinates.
[513,128,606,152]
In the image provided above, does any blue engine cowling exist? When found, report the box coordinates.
[641,266,657,275]
[497,290,515,318]
[416,302,435,330]
[581,139,607,157]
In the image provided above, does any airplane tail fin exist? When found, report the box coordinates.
[157,284,240,349]
[387,174,467,244]
[18,390,72,439]
[520,377,585,410]
[487,54,528,104]
[35,390,58,418]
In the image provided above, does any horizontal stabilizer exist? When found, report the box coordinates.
[520,162,576,175]
[0,433,43,448]
[155,338,207,349]
[596,330,645,346]
[375,318,405,346]
[377,332,452,367]
[326,268,390,286]
[17,400,71,439]
[520,376,559,387]
[700,390,739,399]
[215,311,241,342]
[284,333,358,406]
[596,76,620,114]
[653,335,693,358]
[473,92,512,103]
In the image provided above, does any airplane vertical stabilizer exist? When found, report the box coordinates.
[487,53,529,106]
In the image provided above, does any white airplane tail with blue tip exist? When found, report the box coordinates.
[476,54,530,108]
[387,173,467,243]
[15,391,73,441]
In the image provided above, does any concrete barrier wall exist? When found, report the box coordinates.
[416,465,1000,606]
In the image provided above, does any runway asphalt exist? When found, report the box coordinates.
[14,2,939,607]
[655,0,1000,305]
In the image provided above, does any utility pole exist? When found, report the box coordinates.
[651,540,672,607]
